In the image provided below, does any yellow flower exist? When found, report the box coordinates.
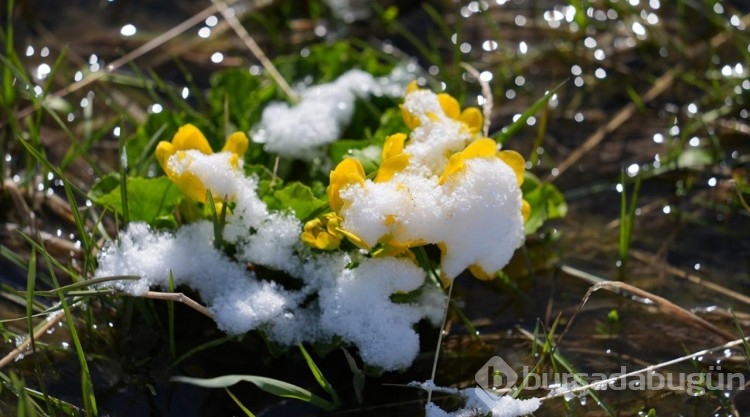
[327,158,366,213]
[155,124,248,203]
[400,81,483,134]
[301,212,343,251]
[301,212,368,250]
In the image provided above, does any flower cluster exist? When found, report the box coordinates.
[97,79,530,372]
[318,82,529,281]
[98,121,445,371]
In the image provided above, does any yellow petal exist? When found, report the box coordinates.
[460,107,483,135]
[382,133,407,160]
[155,141,175,174]
[400,104,421,130]
[303,218,322,233]
[174,171,208,203]
[439,138,496,184]
[337,227,370,250]
[315,233,341,251]
[322,212,342,234]
[463,138,497,158]
[439,152,466,185]
[172,124,212,154]
[497,150,525,186]
[521,200,531,223]
[301,231,318,247]
[327,158,366,213]
[374,153,410,183]
[222,131,249,155]
[437,93,461,120]
[405,80,420,94]
[468,264,496,281]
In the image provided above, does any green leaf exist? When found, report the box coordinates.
[263,182,328,221]
[521,172,568,235]
[171,374,337,411]
[90,176,183,225]
[329,139,375,166]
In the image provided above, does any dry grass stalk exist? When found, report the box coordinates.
[143,290,214,319]
[211,0,299,102]
[557,279,736,343]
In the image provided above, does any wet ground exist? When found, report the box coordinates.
[2,0,750,415]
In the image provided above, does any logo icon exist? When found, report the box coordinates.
[475,356,518,391]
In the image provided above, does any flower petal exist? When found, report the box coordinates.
[155,141,175,174]
[337,227,370,249]
[497,150,525,186]
[174,171,208,202]
[463,137,497,158]
[172,124,213,154]
[400,105,421,130]
[405,80,420,94]
[468,264,496,281]
[327,158,366,212]
[437,93,461,120]
[375,153,410,183]
[382,133,407,160]
[222,131,249,155]
[521,200,531,223]
[460,107,483,134]
[439,138,497,184]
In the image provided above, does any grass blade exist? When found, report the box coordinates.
[298,344,340,406]
[225,388,256,417]
[171,374,337,411]
[492,80,566,144]
[25,251,37,354]
[34,248,98,415]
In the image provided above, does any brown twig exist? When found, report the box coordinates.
[460,63,492,137]
[556,277,735,344]
[143,291,214,318]
[212,0,298,102]
[0,309,66,369]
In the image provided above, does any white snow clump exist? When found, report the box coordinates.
[409,381,541,417]
[252,67,411,159]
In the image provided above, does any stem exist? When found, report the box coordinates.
[426,280,454,404]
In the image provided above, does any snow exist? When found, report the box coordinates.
[253,68,411,159]
[410,381,541,417]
